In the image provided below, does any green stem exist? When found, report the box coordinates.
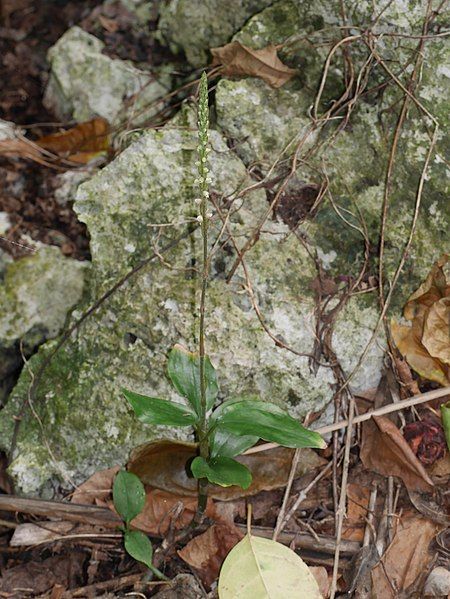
[193,72,210,525]
[148,563,170,582]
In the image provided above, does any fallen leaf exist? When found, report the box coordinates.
[404,254,448,320]
[391,321,449,386]
[211,41,297,88]
[360,415,434,492]
[36,118,110,164]
[310,567,330,598]
[392,254,450,386]
[10,521,96,547]
[342,483,371,542]
[178,523,243,588]
[407,489,450,527]
[128,439,325,500]
[0,118,109,167]
[218,533,322,598]
[130,489,216,536]
[71,465,120,505]
[423,297,450,364]
[371,514,442,598]
[0,553,85,594]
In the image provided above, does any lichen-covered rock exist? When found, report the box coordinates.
[216,0,449,297]
[0,247,87,408]
[0,120,385,495]
[216,78,313,166]
[44,26,167,126]
[0,247,87,350]
[158,0,273,66]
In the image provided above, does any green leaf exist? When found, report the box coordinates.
[113,471,146,524]
[441,401,450,452]
[124,529,153,569]
[210,429,258,458]
[215,401,326,449]
[123,389,197,427]
[218,533,322,598]
[167,344,218,414]
[191,456,252,489]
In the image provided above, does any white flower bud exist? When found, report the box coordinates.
[196,215,203,223]
[206,211,213,219]
[194,197,202,205]
[203,190,209,198]
[206,177,212,184]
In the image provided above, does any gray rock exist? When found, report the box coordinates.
[0,247,87,351]
[44,26,167,126]
[424,567,450,596]
[216,0,449,297]
[0,117,383,495]
[158,0,273,66]
[0,247,88,408]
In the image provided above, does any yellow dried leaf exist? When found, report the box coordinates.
[211,41,297,88]
[422,297,450,365]
[391,321,449,386]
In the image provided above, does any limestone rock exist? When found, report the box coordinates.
[0,120,385,495]
[158,0,273,66]
[0,247,87,352]
[0,247,87,408]
[44,26,167,126]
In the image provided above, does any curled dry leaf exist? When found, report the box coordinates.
[210,41,297,88]
[360,415,434,492]
[71,465,120,505]
[128,439,325,500]
[392,254,450,386]
[0,117,110,166]
[178,524,244,588]
[36,118,110,164]
[371,514,443,598]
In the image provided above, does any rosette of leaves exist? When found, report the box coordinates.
[123,345,326,490]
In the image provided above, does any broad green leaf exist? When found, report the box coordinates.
[123,389,197,427]
[191,456,252,489]
[210,429,258,458]
[216,400,326,449]
[441,401,450,452]
[167,344,219,414]
[113,471,145,524]
[124,529,153,569]
[218,534,322,599]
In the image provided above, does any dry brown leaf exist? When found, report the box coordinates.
[128,439,325,500]
[371,514,442,598]
[178,524,243,588]
[36,118,110,164]
[310,567,331,599]
[404,254,448,320]
[391,321,449,386]
[71,465,120,505]
[0,118,109,166]
[130,489,216,536]
[360,415,434,492]
[422,297,450,364]
[392,254,450,386]
[342,483,371,542]
[211,41,297,88]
